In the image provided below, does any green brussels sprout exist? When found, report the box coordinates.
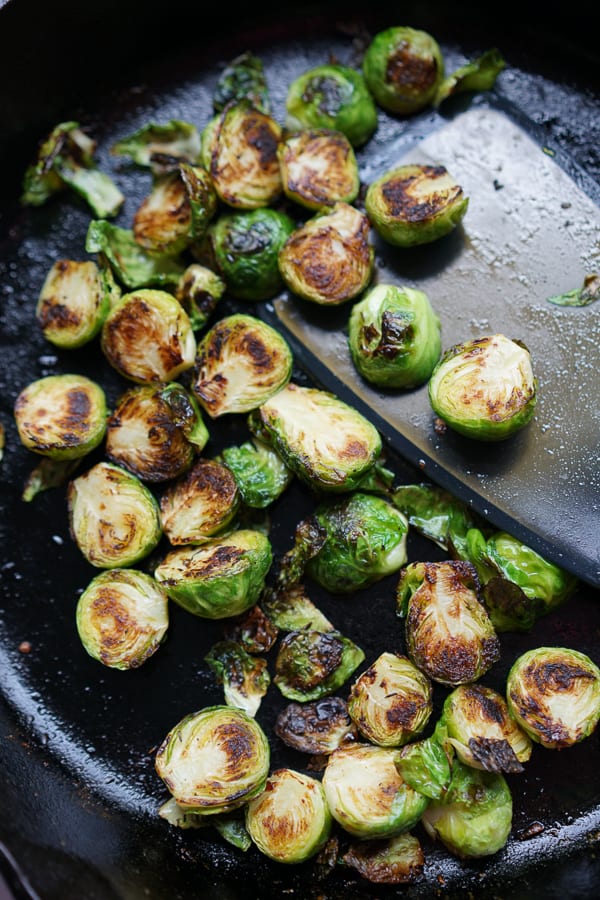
[205,639,270,717]
[106,382,208,483]
[397,560,500,686]
[213,51,271,114]
[365,163,468,248]
[322,743,428,839]
[422,760,512,858]
[348,283,441,389]
[434,49,506,108]
[101,289,196,384]
[278,202,374,306]
[391,483,479,557]
[36,259,110,349]
[159,458,240,545]
[154,528,272,619]
[347,652,432,747]
[246,768,332,863]
[285,63,377,147]
[207,100,282,209]
[14,374,107,461]
[67,461,162,568]
[155,705,270,814]
[257,382,382,493]
[174,264,225,330]
[277,128,359,211]
[274,628,364,702]
[111,119,202,174]
[396,720,454,801]
[209,208,295,301]
[192,314,293,418]
[76,568,169,670]
[428,334,537,441]
[363,26,445,115]
[506,647,600,750]
[305,492,409,593]
[342,832,424,885]
[86,220,185,289]
[441,683,532,773]
[275,696,357,755]
[219,438,293,509]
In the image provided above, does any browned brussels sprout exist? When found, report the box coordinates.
[213,51,271,115]
[205,639,270,717]
[159,458,240,545]
[275,696,357,755]
[174,263,226,331]
[274,629,365,702]
[363,26,445,115]
[342,833,424,885]
[36,260,111,349]
[277,128,360,211]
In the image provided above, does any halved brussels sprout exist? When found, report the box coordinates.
[111,120,202,173]
[348,652,432,747]
[285,64,378,147]
[209,208,295,301]
[76,568,169,670]
[348,284,441,389]
[219,438,293,509]
[106,382,208,483]
[322,743,428,839]
[67,461,162,568]
[36,260,110,349]
[155,705,270,814]
[274,629,365,702]
[207,100,282,209]
[305,492,409,593]
[246,768,332,864]
[174,264,226,331]
[101,289,196,383]
[205,639,270,717]
[441,683,532,773]
[365,163,468,247]
[86,221,185,289]
[154,529,272,619]
[428,334,537,441]
[422,760,513,858]
[159,458,239,545]
[342,833,424,885]
[192,314,293,418]
[506,647,600,749]
[14,374,107,460]
[363,26,444,115]
[213,51,271,114]
[278,202,374,305]
[278,128,360,211]
[397,560,500,686]
[275,696,357,755]
[434,49,506,108]
[256,382,382,492]
[396,720,454,801]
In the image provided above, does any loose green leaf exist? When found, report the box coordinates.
[434,49,506,107]
[547,273,600,307]
[86,220,185,289]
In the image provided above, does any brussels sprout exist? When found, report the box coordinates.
[14,374,107,461]
[192,314,293,418]
[155,705,270,814]
[348,283,441,389]
[348,652,432,747]
[275,696,357,755]
[434,49,506,108]
[428,334,537,441]
[397,560,500,686]
[274,629,364,702]
[363,26,445,115]
[213,51,271,114]
[101,289,196,384]
[342,833,424,885]
[278,202,374,305]
[365,163,468,248]
[391,483,478,556]
[205,639,270,717]
[305,492,408,593]
[154,529,272,619]
[278,128,359,211]
[395,720,454,801]
[547,272,600,308]
[246,768,332,863]
[506,647,600,750]
[257,382,382,492]
[224,604,279,654]
[86,220,185,289]
[285,64,377,147]
[219,438,293,509]
[22,457,82,502]
[76,568,169,670]
[441,683,532,774]
[159,458,240,545]
[174,264,225,331]
[209,208,295,301]
[67,461,162,568]
[36,259,110,349]
[323,743,428,839]
[111,120,202,174]
[421,760,512,858]
[207,100,282,209]
[22,121,124,217]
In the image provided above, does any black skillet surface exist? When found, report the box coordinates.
[1,1,600,898]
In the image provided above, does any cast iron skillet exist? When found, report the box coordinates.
[1,1,599,898]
